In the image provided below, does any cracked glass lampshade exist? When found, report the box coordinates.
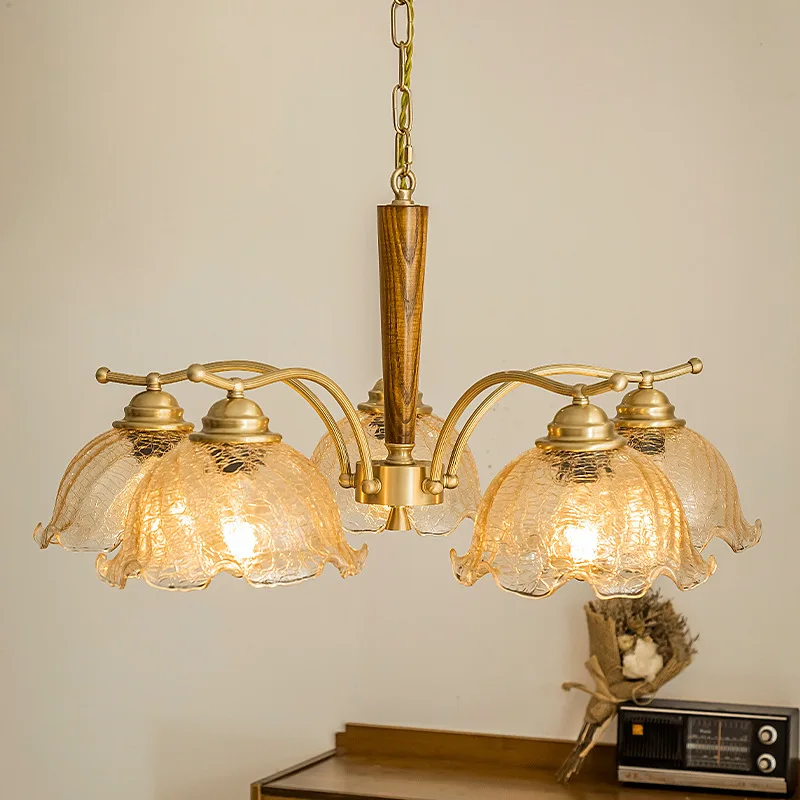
[614,387,761,552]
[452,402,716,599]
[312,379,481,535]
[96,396,366,590]
[34,390,192,553]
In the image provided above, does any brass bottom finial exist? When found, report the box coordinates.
[386,506,412,531]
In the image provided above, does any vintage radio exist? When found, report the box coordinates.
[617,699,799,796]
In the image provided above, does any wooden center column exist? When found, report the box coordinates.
[377,202,428,460]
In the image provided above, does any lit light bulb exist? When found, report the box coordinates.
[561,524,599,563]
[222,518,257,561]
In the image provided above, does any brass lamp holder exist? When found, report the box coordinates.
[101,371,193,433]
[536,395,626,453]
[613,364,702,429]
[190,387,282,445]
[357,379,432,417]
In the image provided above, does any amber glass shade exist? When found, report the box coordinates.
[452,446,716,599]
[312,410,481,535]
[616,426,761,552]
[34,429,186,553]
[96,439,366,590]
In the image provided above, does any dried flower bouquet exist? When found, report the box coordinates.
[557,590,697,782]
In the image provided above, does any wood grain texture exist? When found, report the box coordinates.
[264,759,617,800]
[334,723,616,776]
[377,204,428,446]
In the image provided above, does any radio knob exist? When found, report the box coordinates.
[757,754,777,774]
[758,725,778,745]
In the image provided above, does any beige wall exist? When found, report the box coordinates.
[2,1,798,798]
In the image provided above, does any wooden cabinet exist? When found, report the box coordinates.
[251,723,764,800]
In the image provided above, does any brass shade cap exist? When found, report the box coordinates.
[614,387,686,429]
[113,389,194,432]
[357,378,433,416]
[190,396,282,444]
[536,402,626,452]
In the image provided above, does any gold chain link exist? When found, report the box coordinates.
[390,0,415,200]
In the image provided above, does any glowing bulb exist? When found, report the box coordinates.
[222,518,257,561]
[561,524,599,563]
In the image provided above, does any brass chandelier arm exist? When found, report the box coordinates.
[186,364,379,494]
[96,362,353,482]
[426,371,629,490]
[432,359,703,486]
[504,358,703,386]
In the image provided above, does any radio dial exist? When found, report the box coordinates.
[757,754,777,774]
[759,725,778,745]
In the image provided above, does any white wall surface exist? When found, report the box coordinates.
[2,1,798,798]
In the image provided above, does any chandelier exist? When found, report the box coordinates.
[35,0,761,598]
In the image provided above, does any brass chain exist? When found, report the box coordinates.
[390,0,416,200]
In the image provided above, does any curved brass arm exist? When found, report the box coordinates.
[433,358,702,485]
[428,371,628,487]
[186,364,379,494]
[96,361,352,486]
[512,358,703,386]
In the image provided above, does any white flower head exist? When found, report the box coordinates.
[618,634,636,653]
[622,637,664,683]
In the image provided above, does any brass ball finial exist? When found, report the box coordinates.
[96,367,110,384]
[187,364,206,383]
[609,372,628,392]
[361,478,382,496]
[689,357,703,374]
[423,478,444,496]
[145,372,161,391]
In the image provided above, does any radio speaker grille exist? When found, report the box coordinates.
[619,713,684,768]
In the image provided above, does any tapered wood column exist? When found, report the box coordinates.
[376,203,428,450]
